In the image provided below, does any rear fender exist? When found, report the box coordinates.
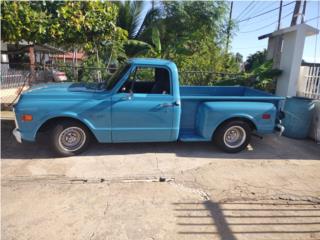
[196,101,277,139]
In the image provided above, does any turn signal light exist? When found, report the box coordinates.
[22,114,33,121]
[262,114,271,119]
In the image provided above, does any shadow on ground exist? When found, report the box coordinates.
[2,120,320,160]
[174,200,320,239]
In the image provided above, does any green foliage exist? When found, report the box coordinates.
[114,1,161,58]
[1,1,124,51]
[151,1,240,84]
[113,0,238,77]
[244,49,267,72]
[1,1,50,43]
[158,1,228,58]
[79,56,111,82]
[251,60,282,92]
[54,61,77,82]
[215,57,282,93]
[55,2,119,50]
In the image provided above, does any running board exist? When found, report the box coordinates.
[179,132,208,142]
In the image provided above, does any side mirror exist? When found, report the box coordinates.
[128,90,134,100]
[122,90,133,100]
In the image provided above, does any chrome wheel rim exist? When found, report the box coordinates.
[223,126,246,148]
[58,127,86,152]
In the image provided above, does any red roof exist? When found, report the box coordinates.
[53,52,86,60]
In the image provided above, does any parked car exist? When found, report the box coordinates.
[52,69,67,82]
[35,68,67,82]
[12,58,285,156]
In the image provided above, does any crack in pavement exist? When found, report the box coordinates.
[2,175,176,185]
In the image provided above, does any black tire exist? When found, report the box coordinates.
[50,120,91,157]
[214,120,252,153]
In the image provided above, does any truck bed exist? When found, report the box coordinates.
[179,86,285,141]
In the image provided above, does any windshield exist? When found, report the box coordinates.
[105,63,131,90]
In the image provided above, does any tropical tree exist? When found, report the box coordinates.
[1,1,126,81]
[147,1,240,84]
[1,1,50,43]
[1,1,124,50]
[114,1,161,58]
[244,49,267,72]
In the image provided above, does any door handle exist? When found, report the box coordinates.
[160,100,181,108]
[160,103,174,108]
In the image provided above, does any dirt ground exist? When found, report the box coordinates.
[1,120,320,240]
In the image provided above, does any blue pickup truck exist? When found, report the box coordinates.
[13,58,284,156]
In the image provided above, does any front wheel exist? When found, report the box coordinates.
[50,121,91,157]
[214,121,251,153]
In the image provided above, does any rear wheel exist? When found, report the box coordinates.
[214,120,251,153]
[50,121,91,157]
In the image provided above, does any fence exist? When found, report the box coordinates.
[1,62,246,108]
[0,63,116,107]
[1,68,30,89]
[297,65,320,99]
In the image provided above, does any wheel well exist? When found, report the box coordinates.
[37,117,96,141]
[212,117,256,139]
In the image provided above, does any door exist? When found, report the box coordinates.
[111,66,175,142]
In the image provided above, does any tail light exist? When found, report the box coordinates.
[262,113,271,120]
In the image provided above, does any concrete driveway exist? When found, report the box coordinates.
[2,120,320,240]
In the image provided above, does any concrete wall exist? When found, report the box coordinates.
[275,28,307,97]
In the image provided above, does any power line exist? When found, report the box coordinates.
[253,1,277,17]
[242,2,259,19]
[237,1,295,23]
[238,4,294,28]
[235,1,254,20]
[305,15,320,23]
[239,11,293,34]
[239,0,294,27]
[237,4,295,31]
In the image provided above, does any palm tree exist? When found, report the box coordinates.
[115,1,161,58]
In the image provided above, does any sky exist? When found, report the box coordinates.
[231,0,320,63]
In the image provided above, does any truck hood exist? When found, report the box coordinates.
[22,82,108,98]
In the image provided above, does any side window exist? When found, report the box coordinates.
[135,67,155,82]
[119,66,171,94]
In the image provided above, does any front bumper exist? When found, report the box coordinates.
[12,128,22,143]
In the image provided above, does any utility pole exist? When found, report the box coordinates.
[291,0,302,26]
[226,1,233,52]
[301,0,307,23]
[277,0,283,30]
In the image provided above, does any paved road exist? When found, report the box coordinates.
[2,120,320,240]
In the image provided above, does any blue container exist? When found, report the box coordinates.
[282,97,315,139]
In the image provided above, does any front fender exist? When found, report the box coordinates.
[18,111,109,143]
[36,112,95,133]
